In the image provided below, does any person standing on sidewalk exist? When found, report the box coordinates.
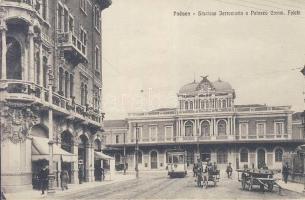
[60,170,69,190]
[226,162,233,179]
[39,165,49,196]
[282,162,290,184]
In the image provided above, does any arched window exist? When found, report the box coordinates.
[190,101,193,110]
[185,102,189,110]
[200,100,204,109]
[240,148,248,162]
[138,151,142,164]
[185,121,193,136]
[61,131,73,153]
[6,37,22,79]
[217,149,228,164]
[227,99,231,107]
[217,120,227,136]
[275,148,283,162]
[201,149,211,161]
[201,121,210,136]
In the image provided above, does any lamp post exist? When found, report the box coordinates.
[135,123,139,179]
[123,132,126,175]
[47,65,55,194]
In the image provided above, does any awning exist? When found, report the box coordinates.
[94,151,114,160]
[32,137,77,162]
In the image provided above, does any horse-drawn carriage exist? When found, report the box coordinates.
[196,162,220,188]
[236,169,281,193]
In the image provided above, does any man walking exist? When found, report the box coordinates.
[282,162,290,184]
[39,165,49,196]
[226,162,233,179]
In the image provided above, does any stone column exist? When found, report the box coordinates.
[72,145,79,184]
[1,20,7,79]
[28,26,35,82]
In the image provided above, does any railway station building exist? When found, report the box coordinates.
[104,76,305,172]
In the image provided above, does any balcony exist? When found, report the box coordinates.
[2,0,47,24]
[0,79,103,127]
[57,32,87,66]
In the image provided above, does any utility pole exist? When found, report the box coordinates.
[135,123,139,179]
[123,132,126,175]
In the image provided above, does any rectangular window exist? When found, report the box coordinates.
[134,127,142,141]
[150,126,157,141]
[41,0,47,20]
[57,4,63,32]
[95,46,100,70]
[94,6,101,32]
[257,123,265,138]
[275,122,284,135]
[165,126,173,141]
[239,123,248,138]
[69,15,74,33]
[64,8,69,32]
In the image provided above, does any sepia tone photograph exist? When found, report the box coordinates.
[0,0,305,199]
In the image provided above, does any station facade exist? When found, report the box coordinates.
[104,76,305,172]
[0,0,111,192]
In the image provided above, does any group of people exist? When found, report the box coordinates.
[37,165,70,196]
[193,159,233,179]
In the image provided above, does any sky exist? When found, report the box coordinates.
[101,0,305,120]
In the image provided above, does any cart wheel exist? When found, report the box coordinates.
[260,184,264,192]
[267,183,273,192]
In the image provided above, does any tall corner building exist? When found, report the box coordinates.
[104,76,305,172]
[0,0,111,192]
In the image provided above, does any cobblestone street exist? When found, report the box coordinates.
[53,172,305,199]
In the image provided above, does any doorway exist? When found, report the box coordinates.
[150,151,158,169]
[257,149,266,169]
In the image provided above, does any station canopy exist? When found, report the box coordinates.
[94,151,114,160]
[32,137,77,162]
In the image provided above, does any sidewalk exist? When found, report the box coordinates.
[4,174,135,200]
[274,173,305,194]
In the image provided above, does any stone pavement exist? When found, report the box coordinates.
[3,174,135,200]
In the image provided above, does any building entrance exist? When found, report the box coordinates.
[257,149,266,169]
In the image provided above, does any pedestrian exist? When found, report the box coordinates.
[78,167,83,184]
[193,163,198,177]
[282,162,289,184]
[39,165,49,196]
[60,170,69,190]
[226,162,233,179]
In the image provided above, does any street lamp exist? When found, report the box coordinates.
[135,123,139,179]
[47,65,55,194]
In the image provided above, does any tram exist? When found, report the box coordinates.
[166,150,187,178]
